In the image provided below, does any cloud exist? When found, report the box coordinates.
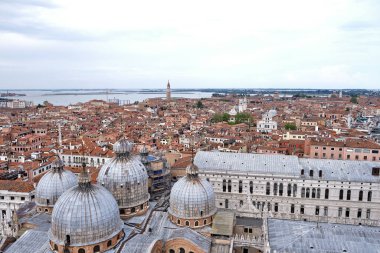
[0,0,379,89]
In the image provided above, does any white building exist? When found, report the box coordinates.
[238,97,248,113]
[257,110,277,133]
[195,151,380,226]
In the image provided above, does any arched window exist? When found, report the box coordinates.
[287,183,292,196]
[293,184,297,197]
[93,245,100,253]
[319,170,322,178]
[267,202,271,211]
[180,248,185,253]
[309,170,314,177]
[185,220,190,226]
[325,189,329,199]
[177,219,181,225]
[204,219,207,225]
[368,191,372,202]
[339,189,344,200]
[301,169,304,176]
[222,179,226,192]
[65,235,70,245]
[78,249,85,253]
[306,188,310,198]
[169,250,175,253]
[195,221,199,227]
[107,240,112,247]
[250,181,254,194]
[358,190,363,201]
[265,182,270,195]
[347,190,351,200]
[317,188,321,198]
[279,183,283,196]
[240,200,244,207]
[239,180,243,193]
[273,183,278,196]
[227,180,232,192]
[312,188,316,198]
[131,207,136,213]
[301,187,305,198]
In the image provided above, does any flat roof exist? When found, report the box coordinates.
[211,211,235,236]
[268,219,380,253]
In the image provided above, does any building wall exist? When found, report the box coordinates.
[310,145,380,161]
[200,171,380,226]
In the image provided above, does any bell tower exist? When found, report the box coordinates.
[166,80,171,100]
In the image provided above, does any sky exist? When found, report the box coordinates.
[0,0,380,89]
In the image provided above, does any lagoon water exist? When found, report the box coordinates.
[0,90,213,106]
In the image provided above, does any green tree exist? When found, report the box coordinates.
[350,96,358,104]
[235,112,253,124]
[222,113,230,122]
[196,100,204,108]
[284,123,297,130]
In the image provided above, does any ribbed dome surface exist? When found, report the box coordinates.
[36,162,77,207]
[49,184,123,246]
[169,174,217,219]
[113,138,133,155]
[97,155,149,208]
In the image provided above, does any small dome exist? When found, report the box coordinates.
[36,159,77,209]
[49,183,123,247]
[113,138,133,155]
[169,164,216,221]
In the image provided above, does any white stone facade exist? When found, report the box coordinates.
[257,110,277,133]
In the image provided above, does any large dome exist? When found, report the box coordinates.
[168,163,217,228]
[49,171,124,252]
[35,159,77,213]
[97,138,150,218]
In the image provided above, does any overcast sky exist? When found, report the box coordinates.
[1,0,379,89]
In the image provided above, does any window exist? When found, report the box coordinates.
[345,208,350,218]
[301,187,305,198]
[195,221,199,227]
[339,189,343,200]
[10,197,14,200]
[359,190,363,201]
[287,183,292,196]
[169,250,175,253]
[347,190,351,200]
[78,249,86,253]
[267,203,271,211]
[228,180,232,192]
[312,188,316,198]
[368,191,372,202]
[21,197,25,201]
[273,183,278,196]
[266,182,270,195]
[319,170,322,178]
[347,154,350,159]
[293,184,297,197]
[291,204,295,214]
[300,205,304,214]
[274,203,278,212]
[338,207,342,217]
[225,199,229,208]
[93,245,100,253]
[177,219,181,225]
[239,180,243,193]
[180,248,185,253]
[366,209,371,219]
[323,206,328,216]
[317,188,321,198]
[301,169,304,176]
[357,208,362,218]
[222,179,226,192]
[306,188,310,198]
[279,183,283,196]
[204,219,207,225]
[250,181,254,194]
[310,170,314,177]
[315,206,320,215]
[185,221,190,226]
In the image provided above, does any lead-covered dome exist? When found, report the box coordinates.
[49,168,124,253]
[36,159,77,213]
[168,163,217,228]
[97,137,150,218]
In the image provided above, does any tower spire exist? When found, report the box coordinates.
[166,80,171,100]
[78,138,91,189]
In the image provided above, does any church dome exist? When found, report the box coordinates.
[49,168,124,252]
[35,159,77,213]
[97,137,150,218]
[168,163,217,228]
